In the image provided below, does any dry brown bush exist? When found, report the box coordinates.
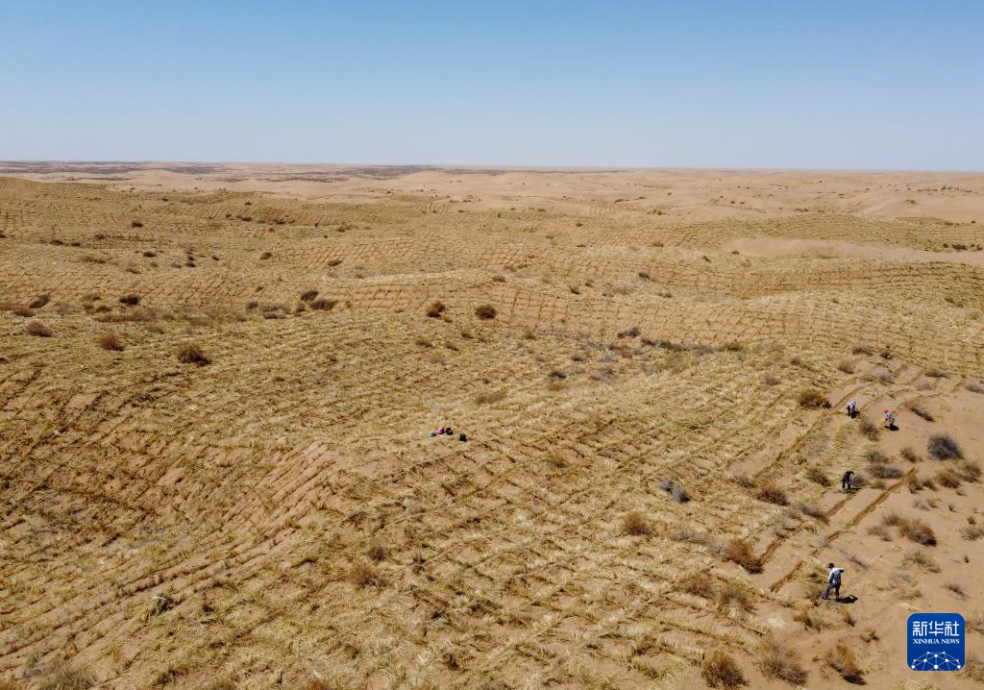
[29,293,50,309]
[621,511,653,537]
[722,538,762,573]
[350,561,383,588]
[680,572,715,598]
[426,301,446,318]
[758,637,807,685]
[700,650,744,689]
[474,389,506,405]
[475,304,497,320]
[27,321,52,337]
[928,434,963,460]
[716,582,753,613]
[858,416,880,440]
[177,343,210,366]
[755,481,788,506]
[908,402,935,422]
[805,465,830,486]
[824,643,863,683]
[98,332,124,351]
[796,388,829,409]
[119,294,140,306]
[901,446,920,462]
[851,344,873,355]
[937,468,961,488]
[310,298,337,311]
[299,290,319,302]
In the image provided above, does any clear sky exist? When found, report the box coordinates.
[1,1,982,170]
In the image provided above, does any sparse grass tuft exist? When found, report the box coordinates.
[310,298,337,311]
[908,402,934,422]
[903,548,940,572]
[901,446,920,463]
[805,466,830,486]
[701,650,745,689]
[943,582,966,599]
[119,294,140,306]
[716,581,754,613]
[680,572,715,599]
[350,561,383,588]
[858,416,879,440]
[29,293,50,309]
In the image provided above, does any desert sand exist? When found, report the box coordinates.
[1,163,984,689]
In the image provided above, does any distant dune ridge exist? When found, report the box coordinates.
[1,165,983,689]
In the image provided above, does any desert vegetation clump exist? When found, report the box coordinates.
[177,343,210,366]
[621,511,653,537]
[928,433,963,460]
[310,298,337,311]
[796,388,830,409]
[758,637,807,685]
[805,465,830,486]
[907,402,934,422]
[700,650,745,689]
[299,290,319,302]
[29,293,50,309]
[38,664,96,690]
[824,643,864,683]
[721,538,762,573]
[98,332,124,351]
[426,301,446,318]
[475,304,497,320]
[26,321,52,337]
[680,572,715,598]
[858,415,880,440]
[119,294,140,306]
[755,481,788,506]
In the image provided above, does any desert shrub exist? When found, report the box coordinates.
[901,518,937,546]
[869,463,903,479]
[944,582,966,599]
[299,290,319,302]
[6,304,35,317]
[310,298,337,311]
[176,343,210,366]
[901,446,920,463]
[925,368,949,379]
[491,274,506,283]
[851,344,874,355]
[796,388,829,409]
[366,543,388,563]
[962,524,984,541]
[824,643,864,683]
[680,572,715,598]
[260,251,272,260]
[966,381,984,394]
[731,473,757,489]
[903,548,940,572]
[26,321,52,337]
[758,637,807,685]
[426,301,446,318]
[659,479,690,503]
[474,304,497,320]
[908,403,934,422]
[119,294,140,306]
[670,525,708,544]
[755,481,788,506]
[906,472,922,492]
[928,434,963,460]
[716,582,754,613]
[701,650,745,689]
[350,561,382,588]
[805,466,830,486]
[621,511,653,537]
[858,416,879,440]
[39,665,96,690]
[836,360,854,374]
[722,538,762,573]
[762,374,780,386]
[131,220,143,228]
[937,469,961,488]
[617,325,641,339]
[797,502,827,522]
[958,461,982,482]
[29,293,50,309]
[98,332,124,351]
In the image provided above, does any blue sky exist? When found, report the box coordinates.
[1,1,981,169]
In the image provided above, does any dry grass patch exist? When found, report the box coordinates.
[903,548,940,572]
[805,465,830,486]
[680,572,715,599]
[39,665,96,690]
[716,582,754,613]
[755,481,788,506]
[908,402,935,422]
[310,298,337,311]
[701,650,745,689]
[858,416,880,440]
[350,561,383,588]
